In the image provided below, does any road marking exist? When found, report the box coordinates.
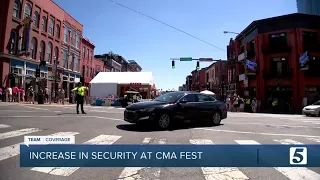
[236,139,320,180]
[117,137,165,180]
[0,132,78,162]
[0,128,42,140]
[31,134,121,176]
[0,110,46,112]
[0,124,11,128]
[195,128,320,138]
[190,139,249,180]
[22,106,50,111]
[224,122,320,129]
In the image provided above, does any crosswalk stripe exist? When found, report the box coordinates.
[190,139,249,180]
[0,128,42,140]
[31,134,121,176]
[117,138,166,180]
[0,124,11,128]
[0,132,78,162]
[235,139,320,180]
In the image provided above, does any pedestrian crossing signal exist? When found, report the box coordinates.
[36,68,40,78]
[172,60,175,69]
[196,61,200,70]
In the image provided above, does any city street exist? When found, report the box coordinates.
[0,102,320,180]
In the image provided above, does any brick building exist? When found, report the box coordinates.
[81,37,95,85]
[232,13,320,112]
[93,58,104,76]
[0,0,83,100]
[185,75,192,91]
[226,38,239,96]
[205,60,228,100]
[190,68,207,91]
[94,53,142,72]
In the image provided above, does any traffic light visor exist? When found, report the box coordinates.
[172,60,175,68]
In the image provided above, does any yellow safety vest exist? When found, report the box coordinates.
[245,99,251,104]
[74,86,86,97]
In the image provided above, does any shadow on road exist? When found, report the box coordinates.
[117,122,223,132]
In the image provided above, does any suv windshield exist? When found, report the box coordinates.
[153,92,185,103]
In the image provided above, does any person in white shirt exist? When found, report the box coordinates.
[7,87,12,102]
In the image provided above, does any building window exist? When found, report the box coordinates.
[41,16,47,32]
[62,49,67,68]
[46,42,52,63]
[13,0,21,18]
[87,49,89,59]
[53,47,58,65]
[39,41,45,61]
[33,11,39,28]
[76,34,80,49]
[55,24,60,38]
[30,37,37,59]
[89,51,92,61]
[48,18,54,35]
[269,32,287,47]
[83,47,86,58]
[271,57,288,75]
[23,3,31,19]
[9,31,17,54]
[69,53,74,70]
[302,31,318,51]
[64,26,69,42]
[26,69,35,77]
[74,55,79,72]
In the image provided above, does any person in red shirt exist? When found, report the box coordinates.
[12,85,19,102]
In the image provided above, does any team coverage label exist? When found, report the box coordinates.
[20,144,320,167]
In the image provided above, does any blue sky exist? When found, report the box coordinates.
[54,0,297,90]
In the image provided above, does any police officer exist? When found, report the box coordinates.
[72,82,87,114]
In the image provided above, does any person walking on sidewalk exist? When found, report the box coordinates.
[71,82,87,114]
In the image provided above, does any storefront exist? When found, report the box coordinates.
[304,86,320,105]
[266,86,292,112]
[9,59,24,87]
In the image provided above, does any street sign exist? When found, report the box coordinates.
[199,58,213,62]
[180,57,192,61]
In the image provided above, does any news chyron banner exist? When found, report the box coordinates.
[20,136,320,167]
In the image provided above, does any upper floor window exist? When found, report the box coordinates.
[270,57,288,75]
[76,34,80,49]
[30,37,37,59]
[39,41,45,61]
[53,47,58,65]
[55,24,60,38]
[48,18,54,35]
[23,3,31,19]
[269,32,287,47]
[86,49,89,59]
[62,49,67,68]
[13,0,21,18]
[46,42,52,63]
[64,26,69,42]
[41,16,47,32]
[302,31,318,45]
[9,31,17,54]
[33,11,39,28]
[83,47,86,57]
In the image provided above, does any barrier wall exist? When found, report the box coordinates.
[89,97,151,106]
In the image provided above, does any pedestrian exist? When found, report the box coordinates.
[251,98,257,113]
[7,86,12,102]
[44,86,49,103]
[71,82,87,114]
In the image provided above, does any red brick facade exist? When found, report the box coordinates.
[0,0,85,99]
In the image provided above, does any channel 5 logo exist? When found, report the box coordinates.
[290,147,307,165]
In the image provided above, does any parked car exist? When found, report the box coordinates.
[124,91,227,130]
[302,100,320,117]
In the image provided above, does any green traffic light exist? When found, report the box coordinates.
[172,66,175,69]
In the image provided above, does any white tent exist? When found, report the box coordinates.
[200,90,215,96]
[89,72,154,98]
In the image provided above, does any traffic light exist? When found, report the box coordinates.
[172,60,175,69]
[196,61,200,70]
[36,68,40,78]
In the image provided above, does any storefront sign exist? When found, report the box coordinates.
[246,60,257,71]
[299,51,309,70]
[130,83,141,86]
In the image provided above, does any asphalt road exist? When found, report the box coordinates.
[0,102,320,180]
